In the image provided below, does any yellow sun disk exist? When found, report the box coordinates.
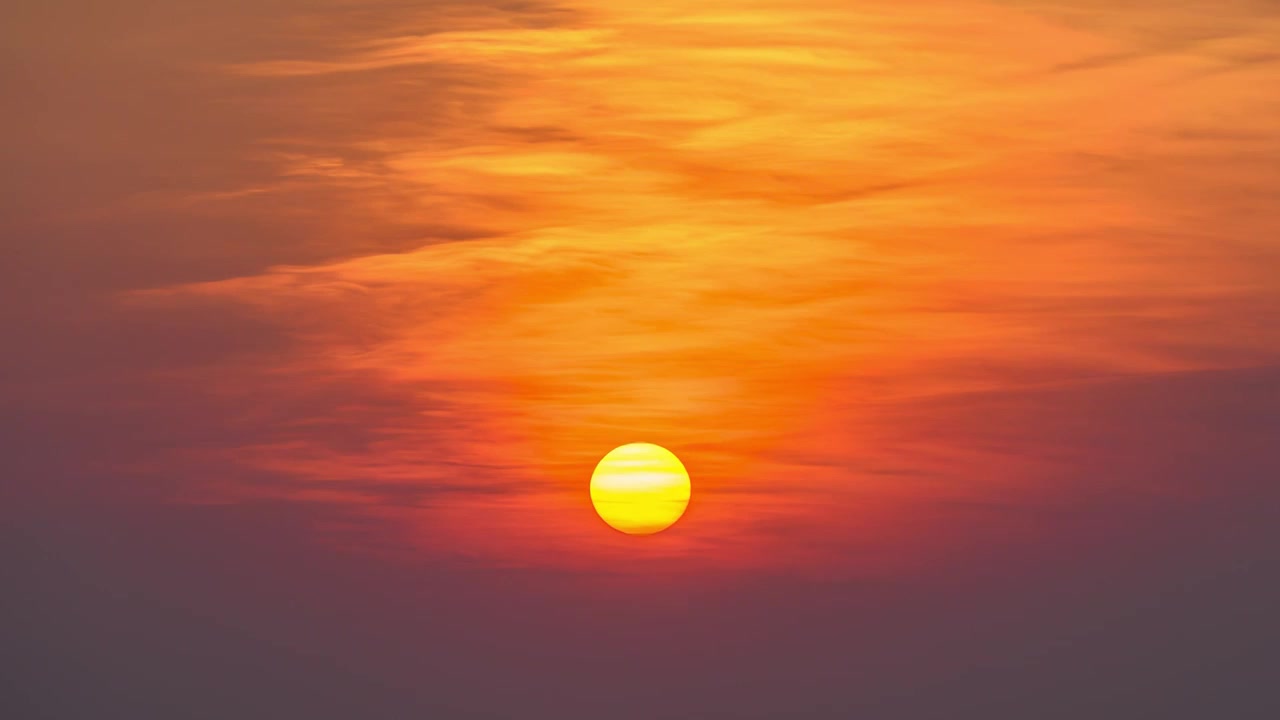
[590,443,691,535]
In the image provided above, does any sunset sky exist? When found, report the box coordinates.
[4,1,1279,717]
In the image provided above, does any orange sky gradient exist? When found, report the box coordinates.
[5,0,1276,572]
[73,0,1277,573]
[4,1,1280,716]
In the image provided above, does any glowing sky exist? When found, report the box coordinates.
[3,1,1279,717]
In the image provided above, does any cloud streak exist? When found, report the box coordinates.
[6,0,1280,571]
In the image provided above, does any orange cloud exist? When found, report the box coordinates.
[118,0,1280,570]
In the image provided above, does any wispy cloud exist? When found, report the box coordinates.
[7,0,1280,570]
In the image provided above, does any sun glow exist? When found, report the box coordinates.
[590,443,691,535]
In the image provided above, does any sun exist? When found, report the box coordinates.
[590,443,691,535]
